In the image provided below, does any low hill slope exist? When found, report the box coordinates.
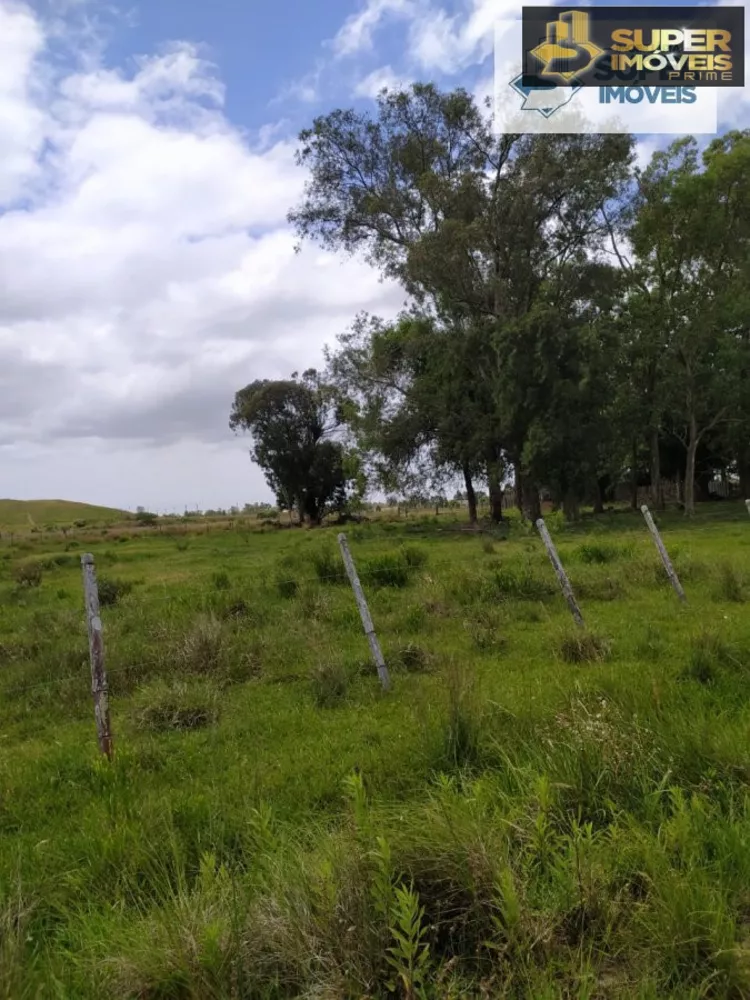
[0,498,129,528]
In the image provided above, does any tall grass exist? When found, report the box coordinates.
[0,502,750,995]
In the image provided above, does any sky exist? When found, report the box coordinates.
[0,0,747,513]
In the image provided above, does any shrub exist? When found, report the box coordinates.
[558,631,611,664]
[465,616,506,652]
[176,615,225,674]
[400,545,428,570]
[442,659,483,769]
[275,575,299,599]
[492,565,555,601]
[391,643,432,673]
[681,630,735,685]
[223,599,249,620]
[363,552,411,588]
[98,578,134,607]
[311,547,346,585]
[577,542,628,565]
[311,661,349,708]
[132,680,220,732]
[13,562,43,588]
[135,510,158,527]
[714,561,745,603]
[211,570,231,591]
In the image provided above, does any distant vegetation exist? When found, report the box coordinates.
[0,498,129,530]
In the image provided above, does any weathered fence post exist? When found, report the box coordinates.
[535,518,585,628]
[640,505,687,604]
[81,554,114,758]
[337,533,391,691]
[745,499,750,518]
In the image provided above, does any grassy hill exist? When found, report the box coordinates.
[1,502,750,996]
[0,498,129,528]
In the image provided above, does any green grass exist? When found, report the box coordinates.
[0,498,129,530]
[1,501,750,997]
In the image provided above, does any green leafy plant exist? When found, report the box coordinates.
[98,577,134,606]
[386,883,431,999]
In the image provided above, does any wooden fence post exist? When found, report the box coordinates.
[640,505,687,604]
[337,533,391,691]
[81,554,114,758]
[535,518,585,628]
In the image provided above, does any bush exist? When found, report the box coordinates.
[211,570,231,591]
[98,578,134,607]
[714,561,745,603]
[132,680,220,732]
[577,542,629,564]
[681,630,735,685]
[275,575,299,599]
[558,630,611,664]
[13,562,43,588]
[391,643,432,673]
[176,615,225,674]
[363,552,411,588]
[400,545,428,570]
[492,565,555,601]
[442,659,483,769]
[311,547,346,585]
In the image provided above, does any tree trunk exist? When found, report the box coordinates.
[514,465,524,516]
[487,461,504,523]
[562,489,580,521]
[593,478,605,515]
[630,442,639,510]
[463,464,478,525]
[519,472,541,522]
[684,415,698,516]
[650,427,664,510]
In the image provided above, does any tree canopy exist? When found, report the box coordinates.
[232,83,750,523]
[229,370,363,524]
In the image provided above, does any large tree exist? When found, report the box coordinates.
[229,370,361,525]
[326,312,497,524]
[628,131,750,514]
[290,84,635,520]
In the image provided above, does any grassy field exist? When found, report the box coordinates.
[2,502,750,998]
[0,499,129,530]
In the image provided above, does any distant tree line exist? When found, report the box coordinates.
[230,84,750,523]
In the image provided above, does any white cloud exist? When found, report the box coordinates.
[0,2,46,203]
[0,1,404,510]
[354,65,409,98]
[408,0,512,74]
[331,0,412,58]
